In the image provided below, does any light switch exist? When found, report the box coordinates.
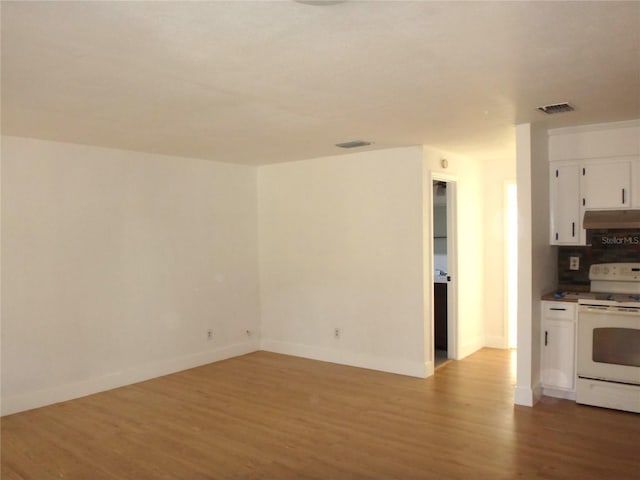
[569,256,580,271]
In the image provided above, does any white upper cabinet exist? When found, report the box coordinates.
[581,159,632,210]
[550,163,582,245]
[633,162,640,208]
[548,121,640,246]
[550,156,639,245]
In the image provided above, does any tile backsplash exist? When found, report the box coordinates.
[558,229,640,288]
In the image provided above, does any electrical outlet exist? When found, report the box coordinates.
[207,329,213,341]
[569,256,580,271]
[334,328,341,339]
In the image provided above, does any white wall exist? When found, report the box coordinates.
[258,147,429,377]
[481,157,517,348]
[1,136,260,415]
[258,144,513,378]
[2,136,518,414]
[515,124,557,407]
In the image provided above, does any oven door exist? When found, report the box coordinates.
[577,306,640,385]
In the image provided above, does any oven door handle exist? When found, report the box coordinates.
[578,306,640,316]
[578,306,610,312]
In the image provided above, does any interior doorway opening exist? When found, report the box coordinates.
[433,180,449,367]
[431,176,458,371]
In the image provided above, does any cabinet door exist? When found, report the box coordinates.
[632,161,640,208]
[582,161,631,209]
[550,164,581,244]
[542,318,576,390]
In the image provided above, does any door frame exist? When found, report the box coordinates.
[430,173,459,367]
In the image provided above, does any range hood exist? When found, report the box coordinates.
[583,210,640,230]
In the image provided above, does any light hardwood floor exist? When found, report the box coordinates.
[2,348,639,479]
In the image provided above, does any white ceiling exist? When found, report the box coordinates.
[2,1,639,165]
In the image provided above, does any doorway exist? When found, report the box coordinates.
[432,176,458,370]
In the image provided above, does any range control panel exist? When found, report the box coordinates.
[589,263,640,282]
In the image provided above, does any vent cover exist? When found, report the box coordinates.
[335,140,372,149]
[537,102,575,114]
[295,0,346,5]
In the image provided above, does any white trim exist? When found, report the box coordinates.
[260,339,428,378]
[1,340,260,416]
[550,154,639,166]
[430,172,459,366]
[514,382,543,407]
[514,386,534,406]
[458,335,484,359]
[548,119,640,136]
[445,180,458,360]
[542,387,576,401]
[424,360,434,378]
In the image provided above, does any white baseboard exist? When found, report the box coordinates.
[424,360,435,377]
[1,340,260,416]
[260,338,428,378]
[533,381,543,403]
[514,381,543,407]
[542,386,576,401]
[458,335,485,359]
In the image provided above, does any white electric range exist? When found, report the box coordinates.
[576,263,640,413]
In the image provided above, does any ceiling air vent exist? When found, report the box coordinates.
[335,140,372,149]
[537,102,575,114]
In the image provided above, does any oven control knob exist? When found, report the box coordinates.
[603,267,610,275]
[593,266,601,275]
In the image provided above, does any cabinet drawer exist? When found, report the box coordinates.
[542,301,576,320]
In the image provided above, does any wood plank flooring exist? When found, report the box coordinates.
[2,348,639,479]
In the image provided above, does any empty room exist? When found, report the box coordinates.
[1,1,639,479]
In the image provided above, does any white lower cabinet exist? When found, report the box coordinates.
[541,301,577,397]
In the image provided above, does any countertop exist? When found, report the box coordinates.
[542,284,591,302]
[542,292,585,302]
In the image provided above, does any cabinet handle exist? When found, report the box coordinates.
[550,307,567,311]
[622,188,626,204]
[572,222,575,237]
[545,331,548,346]
[582,198,585,206]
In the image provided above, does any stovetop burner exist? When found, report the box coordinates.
[553,263,640,306]
[597,293,640,302]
